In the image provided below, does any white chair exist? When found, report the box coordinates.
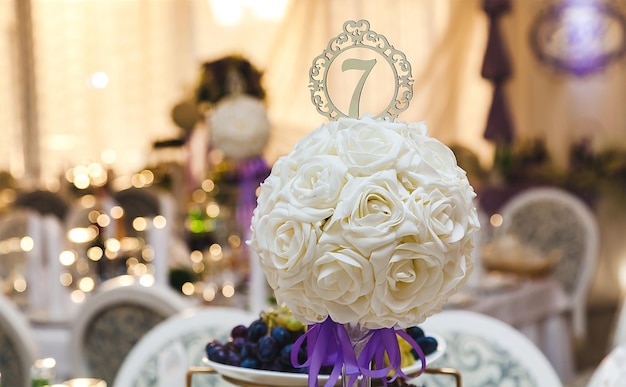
[415,310,562,387]
[13,189,70,221]
[0,293,38,387]
[586,343,626,387]
[496,187,599,341]
[112,187,177,287]
[0,209,47,314]
[113,306,257,387]
[69,276,191,385]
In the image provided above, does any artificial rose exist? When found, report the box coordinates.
[336,120,405,177]
[307,248,374,325]
[321,170,415,258]
[277,284,329,324]
[399,137,460,190]
[369,240,444,319]
[250,204,320,289]
[408,188,466,249]
[293,121,337,154]
[280,155,348,219]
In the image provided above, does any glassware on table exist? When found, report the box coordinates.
[342,324,371,387]
[31,357,56,387]
[62,378,107,386]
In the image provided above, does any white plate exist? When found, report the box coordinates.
[205,332,446,387]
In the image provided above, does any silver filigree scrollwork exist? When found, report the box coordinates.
[309,19,414,121]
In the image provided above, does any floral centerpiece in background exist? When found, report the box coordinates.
[175,55,271,306]
[195,55,271,235]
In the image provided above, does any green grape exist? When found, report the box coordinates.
[286,318,304,332]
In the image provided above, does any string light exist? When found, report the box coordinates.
[88,71,109,89]
[209,0,288,25]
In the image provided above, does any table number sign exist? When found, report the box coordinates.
[309,19,414,121]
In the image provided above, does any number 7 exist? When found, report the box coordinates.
[342,58,377,118]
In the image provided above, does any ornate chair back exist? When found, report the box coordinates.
[69,276,191,385]
[113,306,256,387]
[497,187,599,340]
[0,294,38,387]
[416,310,562,387]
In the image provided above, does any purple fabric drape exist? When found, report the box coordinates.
[235,156,270,236]
[482,0,515,145]
[484,84,514,144]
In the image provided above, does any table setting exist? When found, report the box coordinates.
[1,13,581,387]
[443,234,575,382]
[187,19,480,387]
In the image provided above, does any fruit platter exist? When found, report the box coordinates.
[198,306,446,387]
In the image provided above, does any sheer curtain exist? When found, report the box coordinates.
[29,0,196,184]
[262,0,494,166]
[0,0,493,185]
[0,0,23,179]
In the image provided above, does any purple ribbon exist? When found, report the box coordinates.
[291,319,426,387]
[292,318,359,387]
[358,328,426,386]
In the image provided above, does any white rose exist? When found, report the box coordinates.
[369,240,460,328]
[306,248,374,325]
[420,138,461,179]
[440,251,473,295]
[251,204,320,289]
[399,137,460,190]
[279,155,348,221]
[254,156,298,211]
[321,170,415,257]
[291,121,338,159]
[395,120,428,140]
[335,119,406,176]
[408,187,467,249]
[277,285,329,324]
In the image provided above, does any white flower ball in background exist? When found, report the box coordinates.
[249,115,480,329]
[208,94,270,160]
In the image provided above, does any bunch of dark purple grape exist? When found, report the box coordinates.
[206,306,307,373]
[205,306,439,374]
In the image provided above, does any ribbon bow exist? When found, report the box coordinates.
[291,318,426,387]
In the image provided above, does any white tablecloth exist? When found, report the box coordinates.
[448,276,575,383]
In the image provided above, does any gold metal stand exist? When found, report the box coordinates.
[186,366,462,387]
[185,366,216,386]
[423,367,463,387]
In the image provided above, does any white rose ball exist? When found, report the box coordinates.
[249,116,480,328]
[209,95,270,160]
